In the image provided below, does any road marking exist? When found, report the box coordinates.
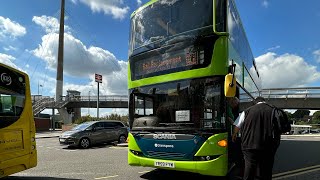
[94,175,119,179]
[138,170,150,174]
[110,146,127,149]
[64,149,77,152]
[272,164,320,179]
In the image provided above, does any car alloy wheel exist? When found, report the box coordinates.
[80,138,90,148]
[118,135,127,143]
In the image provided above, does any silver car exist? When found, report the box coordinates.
[59,120,128,148]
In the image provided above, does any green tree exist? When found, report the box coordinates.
[292,109,310,119]
[284,111,294,124]
[285,111,293,119]
[310,111,320,126]
[104,113,121,120]
[74,115,98,124]
[102,113,129,125]
[312,111,320,120]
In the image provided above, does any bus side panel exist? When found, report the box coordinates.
[0,154,31,178]
[0,130,24,158]
[0,117,37,177]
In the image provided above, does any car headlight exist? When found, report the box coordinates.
[60,134,74,138]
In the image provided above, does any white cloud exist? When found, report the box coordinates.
[29,15,129,99]
[255,52,320,88]
[3,45,17,51]
[76,0,130,20]
[313,49,320,63]
[262,0,269,8]
[32,15,128,96]
[105,108,128,116]
[79,108,128,118]
[33,33,123,77]
[137,0,142,6]
[0,16,26,40]
[266,45,280,52]
[30,71,57,96]
[0,53,19,69]
[32,16,71,34]
[70,0,77,4]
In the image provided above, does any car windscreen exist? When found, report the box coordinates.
[72,122,92,131]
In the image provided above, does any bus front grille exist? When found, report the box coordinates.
[146,151,186,160]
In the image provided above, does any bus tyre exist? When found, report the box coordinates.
[79,138,90,149]
[118,135,127,143]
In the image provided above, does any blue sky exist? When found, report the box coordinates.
[0,0,320,116]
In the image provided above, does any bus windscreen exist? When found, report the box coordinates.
[129,0,213,55]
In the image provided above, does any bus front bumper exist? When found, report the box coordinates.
[128,150,228,177]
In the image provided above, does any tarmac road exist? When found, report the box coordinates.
[4,131,320,180]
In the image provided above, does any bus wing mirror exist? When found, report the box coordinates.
[224,73,236,97]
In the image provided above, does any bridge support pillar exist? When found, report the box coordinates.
[67,107,81,123]
[58,108,72,125]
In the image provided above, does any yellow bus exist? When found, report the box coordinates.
[0,63,37,177]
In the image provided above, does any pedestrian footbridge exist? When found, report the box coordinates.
[241,87,320,110]
[32,87,320,116]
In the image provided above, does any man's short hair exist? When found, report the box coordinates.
[228,97,239,108]
[254,96,265,103]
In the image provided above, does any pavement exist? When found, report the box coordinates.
[36,129,62,139]
[35,129,128,147]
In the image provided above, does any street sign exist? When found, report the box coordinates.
[95,73,102,83]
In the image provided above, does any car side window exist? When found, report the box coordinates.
[95,122,104,130]
[115,122,124,128]
[104,122,114,129]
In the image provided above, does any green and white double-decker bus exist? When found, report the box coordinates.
[127,0,261,177]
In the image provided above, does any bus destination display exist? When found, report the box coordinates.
[134,47,201,78]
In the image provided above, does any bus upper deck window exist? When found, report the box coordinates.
[215,0,227,32]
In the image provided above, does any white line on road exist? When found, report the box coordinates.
[64,150,77,152]
[95,175,119,179]
[138,170,151,174]
[272,164,320,180]
[110,146,127,149]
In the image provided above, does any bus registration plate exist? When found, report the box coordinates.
[154,161,175,168]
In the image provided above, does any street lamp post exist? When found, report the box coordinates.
[95,73,102,119]
[38,81,43,95]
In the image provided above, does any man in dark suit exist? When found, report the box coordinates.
[232,96,280,180]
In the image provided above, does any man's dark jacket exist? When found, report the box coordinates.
[241,103,280,150]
